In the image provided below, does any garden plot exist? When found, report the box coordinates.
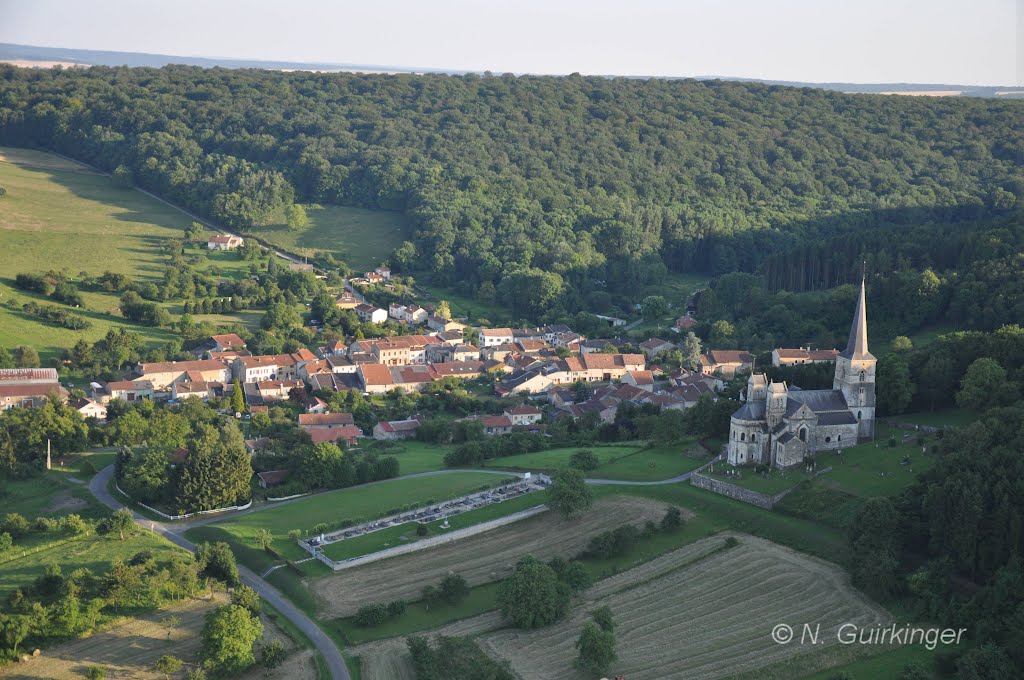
[478,533,889,680]
[312,495,669,617]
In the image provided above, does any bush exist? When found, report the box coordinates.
[14,273,53,295]
[660,506,683,532]
[888,436,897,448]
[440,573,470,604]
[79,460,96,475]
[416,523,429,537]
[2,513,30,538]
[568,449,600,471]
[386,599,407,618]
[354,603,388,627]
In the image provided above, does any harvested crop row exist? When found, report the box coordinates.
[312,495,667,617]
[479,534,889,680]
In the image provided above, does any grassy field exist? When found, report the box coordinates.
[320,490,545,561]
[0,147,258,360]
[486,442,710,481]
[890,407,978,429]
[704,465,807,495]
[816,423,935,498]
[417,281,514,325]
[185,472,514,571]
[0,449,115,520]
[255,204,409,271]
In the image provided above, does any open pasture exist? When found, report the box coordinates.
[478,533,889,680]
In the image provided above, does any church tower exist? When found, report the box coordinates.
[833,277,876,439]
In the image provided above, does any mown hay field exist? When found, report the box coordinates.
[478,533,889,680]
[313,495,671,618]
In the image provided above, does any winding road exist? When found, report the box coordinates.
[89,466,351,680]
[86,459,707,680]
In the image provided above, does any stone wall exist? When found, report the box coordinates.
[689,473,798,510]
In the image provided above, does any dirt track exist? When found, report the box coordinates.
[312,495,671,617]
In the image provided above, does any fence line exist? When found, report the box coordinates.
[115,481,251,520]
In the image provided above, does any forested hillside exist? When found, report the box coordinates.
[0,65,1020,319]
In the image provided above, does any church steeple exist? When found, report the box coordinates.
[840,277,874,361]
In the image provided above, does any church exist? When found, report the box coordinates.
[727,278,876,468]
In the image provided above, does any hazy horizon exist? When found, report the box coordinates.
[0,0,1018,86]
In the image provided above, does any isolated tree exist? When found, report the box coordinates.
[435,300,452,320]
[109,508,135,541]
[261,640,287,669]
[112,165,134,188]
[12,345,40,368]
[957,358,1007,411]
[440,573,469,604]
[890,336,914,352]
[681,331,702,371]
[575,621,617,675]
[661,506,684,532]
[285,203,309,231]
[498,556,570,629]
[0,614,30,657]
[709,320,735,346]
[547,467,593,519]
[231,379,245,413]
[641,295,668,321]
[200,604,263,676]
[154,655,183,680]
[254,528,273,551]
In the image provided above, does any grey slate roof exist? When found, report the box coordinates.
[817,411,859,425]
[789,389,849,413]
[732,399,766,421]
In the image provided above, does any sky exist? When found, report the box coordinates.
[0,0,1018,85]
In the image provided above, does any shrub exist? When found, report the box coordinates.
[2,513,29,538]
[33,516,59,532]
[386,599,407,618]
[440,573,469,604]
[568,449,600,471]
[416,523,429,537]
[660,506,683,532]
[79,460,96,475]
[354,602,388,627]
[888,436,897,448]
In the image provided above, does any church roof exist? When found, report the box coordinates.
[789,389,849,413]
[777,432,795,445]
[817,411,859,425]
[840,278,875,361]
[732,399,765,421]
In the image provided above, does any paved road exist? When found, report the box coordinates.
[89,466,350,680]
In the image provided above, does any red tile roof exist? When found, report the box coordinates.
[299,413,355,427]
[308,426,363,445]
[359,363,395,386]
[480,415,513,429]
[210,333,246,348]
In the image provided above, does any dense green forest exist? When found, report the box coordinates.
[0,65,1020,321]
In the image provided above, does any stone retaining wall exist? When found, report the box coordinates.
[313,505,548,571]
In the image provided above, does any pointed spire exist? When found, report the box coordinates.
[841,276,873,360]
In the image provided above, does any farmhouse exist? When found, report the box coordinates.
[428,361,484,380]
[374,418,421,440]
[426,343,480,364]
[207,234,244,250]
[391,365,435,392]
[209,333,247,352]
[136,359,231,391]
[308,372,362,393]
[253,379,305,402]
[171,381,229,401]
[427,316,465,332]
[622,370,655,391]
[358,363,395,394]
[700,350,755,378]
[674,315,698,331]
[497,368,553,396]
[304,396,329,414]
[772,347,840,367]
[0,368,67,410]
[479,415,514,436]
[232,351,315,383]
[640,338,675,357]
[728,279,876,468]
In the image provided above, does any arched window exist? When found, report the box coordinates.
[857,411,862,420]
[837,435,842,442]
[733,431,736,440]
[859,370,866,382]
[799,427,807,442]
[751,434,757,443]
[741,433,746,442]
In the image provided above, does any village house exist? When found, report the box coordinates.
[426,343,480,364]
[388,303,407,321]
[375,266,392,280]
[70,397,107,420]
[318,340,348,358]
[326,356,358,374]
[403,304,428,324]
[208,333,247,353]
[233,350,315,383]
[299,412,355,430]
[700,350,755,378]
[373,418,421,440]
[674,315,698,331]
[390,365,435,393]
[257,469,290,489]
[304,396,329,414]
[496,368,554,396]
[622,370,655,391]
[354,303,388,324]
[639,338,675,358]
[136,359,231,391]
[480,328,515,347]
[481,343,516,362]
[427,316,465,333]
[104,380,155,403]
[245,437,271,455]
[504,404,543,426]
[172,381,229,401]
[580,353,646,382]
[308,372,361,393]
[551,331,585,349]
[479,415,514,436]
[358,363,395,394]
[298,359,334,384]
[433,329,464,345]
[252,379,304,402]
[207,234,244,250]
[0,368,67,410]
[371,339,412,366]
[771,347,840,367]
[594,314,627,328]
[335,290,360,309]
[428,361,484,380]
[308,425,362,447]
